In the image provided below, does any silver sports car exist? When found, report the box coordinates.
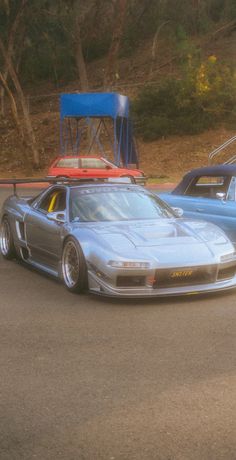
[1,179,236,297]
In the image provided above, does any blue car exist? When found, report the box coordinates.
[159,164,236,245]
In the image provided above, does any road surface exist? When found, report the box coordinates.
[1,188,236,460]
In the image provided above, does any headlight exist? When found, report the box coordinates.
[108,260,150,269]
[220,251,236,262]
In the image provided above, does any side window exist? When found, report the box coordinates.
[38,189,67,213]
[56,158,79,168]
[81,158,107,169]
[227,177,236,201]
[185,176,227,198]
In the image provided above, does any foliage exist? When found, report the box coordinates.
[1,0,236,85]
[132,56,236,140]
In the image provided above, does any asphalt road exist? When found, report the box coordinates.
[1,188,236,460]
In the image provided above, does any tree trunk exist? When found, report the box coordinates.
[75,20,89,92]
[0,74,7,116]
[0,37,40,167]
[0,0,27,115]
[0,71,30,169]
[104,0,128,89]
[0,71,24,142]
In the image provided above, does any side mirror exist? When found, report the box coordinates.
[172,207,184,217]
[47,211,66,224]
[105,165,112,170]
[216,192,226,201]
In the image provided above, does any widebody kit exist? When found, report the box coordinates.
[1,178,236,298]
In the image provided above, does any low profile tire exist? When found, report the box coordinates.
[0,216,16,260]
[61,237,88,293]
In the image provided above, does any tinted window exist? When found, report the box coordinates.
[56,158,79,168]
[81,158,107,169]
[71,188,174,222]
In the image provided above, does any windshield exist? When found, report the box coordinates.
[102,158,118,168]
[70,187,174,222]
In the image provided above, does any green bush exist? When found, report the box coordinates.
[133,57,236,141]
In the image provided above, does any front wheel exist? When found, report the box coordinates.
[0,217,16,259]
[61,237,88,293]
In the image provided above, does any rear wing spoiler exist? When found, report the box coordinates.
[0,176,147,195]
[0,178,51,195]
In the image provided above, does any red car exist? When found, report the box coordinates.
[47,156,146,184]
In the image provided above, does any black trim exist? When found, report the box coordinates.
[153,265,217,289]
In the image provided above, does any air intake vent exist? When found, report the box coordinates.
[117,276,146,287]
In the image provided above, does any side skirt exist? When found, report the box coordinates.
[24,257,59,278]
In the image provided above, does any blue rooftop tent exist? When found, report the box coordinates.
[60,92,139,167]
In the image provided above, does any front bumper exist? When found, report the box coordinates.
[88,261,236,298]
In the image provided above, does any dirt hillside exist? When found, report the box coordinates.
[1,32,236,181]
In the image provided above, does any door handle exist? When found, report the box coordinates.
[82,170,88,172]
[196,208,204,212]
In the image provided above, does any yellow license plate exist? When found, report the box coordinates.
[170,270,193,278]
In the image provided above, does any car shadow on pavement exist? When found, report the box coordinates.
[7,257,236,308]
[90,288,235,307]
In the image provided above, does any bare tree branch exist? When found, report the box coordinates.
[0,70,25,142]
[1,0,28,115]
[149,21,170,79]
[0,35,40,167]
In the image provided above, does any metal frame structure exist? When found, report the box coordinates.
[208,135,236,165]
[60,93,139,167]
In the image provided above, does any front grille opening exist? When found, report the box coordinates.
[116,275,146,287]
[218,265,236,281]
[153,266,216,289]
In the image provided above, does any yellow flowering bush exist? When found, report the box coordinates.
[193,56,236,116]
[133,56,236,140]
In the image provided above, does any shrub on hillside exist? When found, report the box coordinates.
[132,57,236,140]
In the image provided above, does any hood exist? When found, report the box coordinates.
[94,219,226,246]
[90,218,232,265]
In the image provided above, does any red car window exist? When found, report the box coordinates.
[56,158,79,168]
[81,158,108,169]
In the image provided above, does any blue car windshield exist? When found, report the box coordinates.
[70,188,174,222]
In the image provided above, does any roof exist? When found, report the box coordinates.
[69,182,137,189]
[184,164,236,177]
[173,164,236,195]
[60,93,129,119]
